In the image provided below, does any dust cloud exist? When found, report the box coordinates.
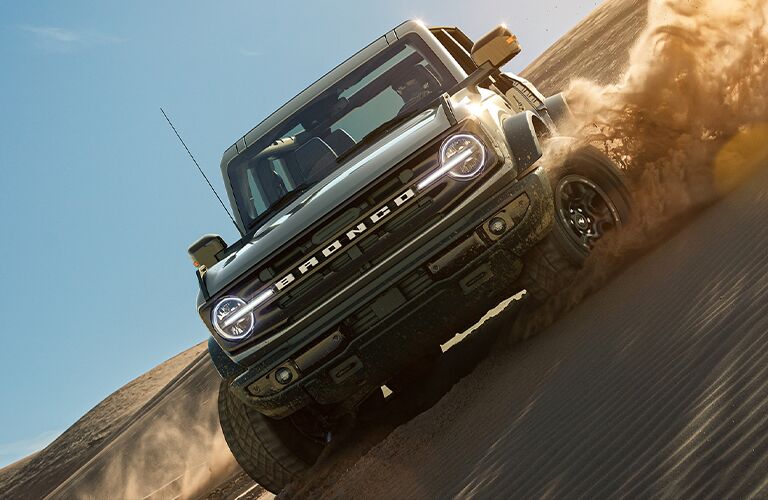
[67,388,240,500]
[568,0,768,218]
[514,0,768,339]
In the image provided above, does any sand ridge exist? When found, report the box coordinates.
[0,342,207,499]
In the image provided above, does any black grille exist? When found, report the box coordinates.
[277,273,324,308]
[399,268,432,298]
[257,133,452,312]
[345,267,434,337]
[277,197,435,308]
[346,307,378,337]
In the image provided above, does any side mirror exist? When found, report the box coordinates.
[471,25,521,68]
[188,234,227,269]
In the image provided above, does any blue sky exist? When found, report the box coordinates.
[0,0,600,466]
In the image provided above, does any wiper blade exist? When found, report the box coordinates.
[336,105,434,164]
[245,183,313,231]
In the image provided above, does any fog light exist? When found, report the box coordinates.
[489,217,507,236]
[275,367,293,385]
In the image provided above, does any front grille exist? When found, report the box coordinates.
[399,268,432,298]
[271,164,438,309]
[346,307,378,337]
[277,273,324,308]
[345,267,434,337]
[382,197,434,232]
[277,197,435,308]
[247,127,472,315]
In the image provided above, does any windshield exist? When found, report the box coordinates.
[227,34,454,230]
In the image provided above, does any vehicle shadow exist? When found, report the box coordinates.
[278,296,530,498]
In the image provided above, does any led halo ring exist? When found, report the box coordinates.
[212,296,255,341]
[440,133,487,180]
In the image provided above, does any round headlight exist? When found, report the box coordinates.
[440,133,486,180]
[212,297,254,341]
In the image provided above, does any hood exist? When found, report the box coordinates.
[202,105,453,298]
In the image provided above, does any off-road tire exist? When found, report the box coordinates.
[218,380,322,493]
[522,145,632,301]
[521,237,579,302]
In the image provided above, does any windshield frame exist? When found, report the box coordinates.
[220,21,466,234]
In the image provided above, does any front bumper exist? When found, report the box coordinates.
[226,165,554,418]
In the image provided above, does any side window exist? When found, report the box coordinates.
[431,28,477,75]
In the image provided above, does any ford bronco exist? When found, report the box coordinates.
[189,21,632,492]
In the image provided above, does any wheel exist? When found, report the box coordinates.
[218,380,324,493]
[550,146,631,263]
[523,145,632,301]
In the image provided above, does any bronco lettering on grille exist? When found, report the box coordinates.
[274,187,416,291]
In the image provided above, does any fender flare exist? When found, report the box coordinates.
[208,336,246,380]
[502,110,550,172]
[543,93,575,131]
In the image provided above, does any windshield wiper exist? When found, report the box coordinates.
[335,104,435,165]
[245,183,314,232]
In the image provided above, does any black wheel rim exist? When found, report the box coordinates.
[555,174,622,250]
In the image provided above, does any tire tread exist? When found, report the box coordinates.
[218,381,308,493]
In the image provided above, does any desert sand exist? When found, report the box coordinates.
[3,0,768,498]
[0,343,208,499]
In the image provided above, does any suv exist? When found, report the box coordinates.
[190,21,631,493]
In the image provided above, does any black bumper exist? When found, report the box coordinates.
[229,167,554,418]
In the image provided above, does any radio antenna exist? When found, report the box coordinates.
[160,107,242,236]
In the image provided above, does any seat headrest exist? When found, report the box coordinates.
[412,64,439,89]
[295,137,337,183]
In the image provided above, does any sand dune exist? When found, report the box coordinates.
[0,343,207,499]
[43,352,244,500]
